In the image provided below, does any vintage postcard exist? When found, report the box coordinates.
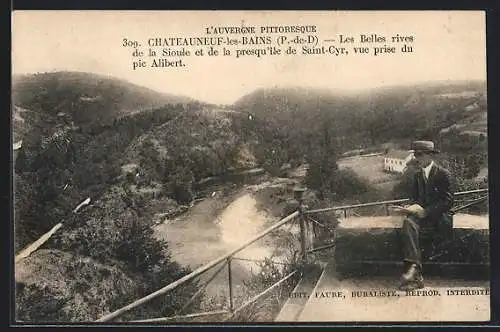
[12,10,489,324]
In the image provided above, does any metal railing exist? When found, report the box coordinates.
[96,210,302,322]
[94,188,488,323]
[304,188,489,217]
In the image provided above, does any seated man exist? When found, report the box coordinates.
[399,140,454,290]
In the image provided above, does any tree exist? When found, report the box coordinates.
[305,120,339,198]
[391,167,418,199]
[165,166,195,204]
[329,168,370,201]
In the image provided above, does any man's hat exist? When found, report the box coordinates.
[410,140,439,154]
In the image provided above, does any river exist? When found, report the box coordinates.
[153,189,288,300]
[154,191,277,268]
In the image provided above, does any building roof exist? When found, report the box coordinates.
[13,140,22,150]
[386,149,413,160]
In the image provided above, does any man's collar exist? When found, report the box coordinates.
[424,160,435,172]
[422,160,435,180]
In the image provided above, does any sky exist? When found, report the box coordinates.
[12,11,486,105]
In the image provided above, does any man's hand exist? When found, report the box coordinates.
[403,204,425,218]
[391,204,425,218]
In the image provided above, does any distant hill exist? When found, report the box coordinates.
[12,71,204,173]
[233,86,351,112]
[12,71,196,126]
[234,81,486,118]
[232,80,487,153]
[365,80,486,99]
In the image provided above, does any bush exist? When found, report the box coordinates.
[120,259,201,321]
[15,249,139,322]
[391,167,418,199]
[306,159,372,203]
[453,177,489,215]
[42,185,201,321]
[165,167,195,204]
[329,168,371,201]
[218,257,300,323]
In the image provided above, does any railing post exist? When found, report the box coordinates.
[385,203,390,216]
[294,187,308,263]
[227,258,234,313]
[299,214,307,263]
[343,209,347,219]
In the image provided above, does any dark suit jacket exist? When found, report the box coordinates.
[409,162,454,229]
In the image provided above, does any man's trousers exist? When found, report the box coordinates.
[402,214,452,268]
[402,216,422,267]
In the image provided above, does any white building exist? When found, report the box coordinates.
[13,140,23,151]
[383,149,414,174]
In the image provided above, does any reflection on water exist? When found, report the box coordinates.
[216,194,274,265]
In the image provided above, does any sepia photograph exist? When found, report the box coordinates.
[11,10,489,324]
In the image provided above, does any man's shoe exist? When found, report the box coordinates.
[399,276,424,291]
[401,264,419,281]
[399,264,424,290]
